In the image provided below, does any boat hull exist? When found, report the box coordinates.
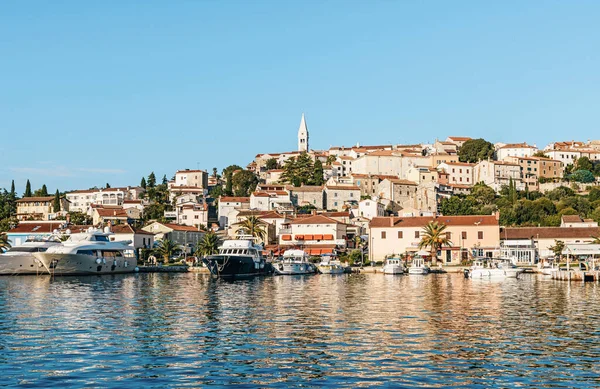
[383,265,405,274]
[469,268,522,279]
[408,267,429,275]
[34,253,137,276]
[203,255,273,278]
[317,264,344,274]
[0,255,48,275]
[274,262,316,275]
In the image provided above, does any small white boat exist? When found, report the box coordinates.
[274,249,316,275]
[317,254,344,274]
[538,261,559,276]
[382,257,406,275]
[408,255,430,275]
[467,259,523,279]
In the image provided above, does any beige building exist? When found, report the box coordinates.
[505,156,564,190]
[496,142,538,161]
[369,214,500,264]
[503,225,600,259]
[352,150,404,177]
[287,185,324,209]
[437,162,475,186]
[278,215,348,255]
[142,222,204,254]
[218,196,250,228]
[324,185,361,211]
[445,136,472,148]
[16,196,70,221]
[473,160,524,192]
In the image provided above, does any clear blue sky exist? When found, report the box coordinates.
[1,1,599,194]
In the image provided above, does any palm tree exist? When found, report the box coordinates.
[0,233,11,252]
[353,235,365,266]
[418,221,452,266]
[196,232,221,257]
[591,235,600,244]
[154,239,180,264]
[239,215,266,242]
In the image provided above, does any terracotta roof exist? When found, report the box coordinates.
[176,169,207,174]
[498,142,537,150]
[447,136,472,141]
[95,208,129,218]
[322,211,351,218]
[16,196,55,203]
[503,227,600,240]
[388,179,417,186]
[339,156,355,160]
[325,185,360,191]
[291,215,341,225]
[161,223,201,232]
[366,150,400,157]
[286,185,324,192]
[220,197,250,203]
[441,162,475,167]
[371,215,498,228]
[561,215,584,223]
[252,192,270,197]
[236,210,285,219]
[8,223,87,234]
[67,189,94,194]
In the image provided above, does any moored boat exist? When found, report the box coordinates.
[382,257,406,275]
[202,235,273,279]
[408,255,429,275]
[0,236,62,275]
[34,228,137,276]
[466,258,523,279]
[274,249,316,275]
[317,254,344,274]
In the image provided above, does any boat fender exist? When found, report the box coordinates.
[134,267,139,272]
[102,258,106,264]
[124,261,128,267]
[96,258,102,265]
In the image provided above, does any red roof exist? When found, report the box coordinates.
[504,227,600,240]
[16,196,55,203]
[325,185,360,191]
[162,223,201,232]
[220,197,250,203]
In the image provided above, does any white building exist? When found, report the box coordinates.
[66,187,144,213]
[218,196,250,228]
[437,162,475,187]
[356,198,385,220]
[298,113,309,152]
[249,190,293,213]
[496,142,538,161]
[473,160,525,192]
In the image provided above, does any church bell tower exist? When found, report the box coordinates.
[298,113,309,152]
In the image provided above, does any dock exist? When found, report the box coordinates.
[551,270,600,282]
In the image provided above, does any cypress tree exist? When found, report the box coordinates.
[162,175,168,185]
[53,190,61,212]
[313,159,324,186]
[148,172,156,188]
[24,180,32,197]
[140,177,147,189]
[106,183,111,189]
[40,184,48,196]
[10,180,15,195]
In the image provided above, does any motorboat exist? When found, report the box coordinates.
[274,249,316,275]
[34,228,137,276]
[408,255,430,275]
[0,236,62,275]
[317,254,344,274]
[382,257,406,275]
[538,260,559,276]
[466,258,523,279]
[202,235,273,278]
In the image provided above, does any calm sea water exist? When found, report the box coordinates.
[0,272,599,388]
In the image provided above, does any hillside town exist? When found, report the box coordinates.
[2,114,600,266]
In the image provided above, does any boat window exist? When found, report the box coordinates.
[102,250,123,257]
[7,247,39,253]
[93,235,110,242]
[76,250,96,256]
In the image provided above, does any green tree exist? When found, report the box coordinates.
[458,138,495,163]
[40,184,48,196]
[469,183,496,206]
[326,155,337,165]
[0,232,11,252]
[140,177,147,189]
[570,170,595,183]
[223,165,242,196]
[549,240,565,260]
[154,239,179,264]
[195,232,221,257]
[68,211,91,225]
[24,180,32,197]
[418,221,452,266]
[162,175,168,185]
[533,151,549,158]
[105,183,111,189]
[239,215,266,242]
[313,159,325,186]
[147,172,156,188]
[231,170,258,197]
[265,158,279,170]
[588,187,600,202]
[575,156,593,172]
[281,153,315,186]
[53,190,61,212]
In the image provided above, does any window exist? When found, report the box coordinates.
[446,232,451,239]
[398,231,403,239]
[334,192,338,197]
[415,231,419,238]
[350,193,353,197]
[478,231,483,239]
[195,215,199,219]
[381,231,386,239]
[459,169,462,173]
[462,231,467,239]
[334,202,338,206]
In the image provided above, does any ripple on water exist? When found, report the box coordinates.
[0,273,599,387]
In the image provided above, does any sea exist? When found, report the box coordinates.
[0,272,599,388]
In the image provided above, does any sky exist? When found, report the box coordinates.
[1,1,599,194]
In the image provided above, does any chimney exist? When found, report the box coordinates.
[494,210,500,221]
[390,217,394,227]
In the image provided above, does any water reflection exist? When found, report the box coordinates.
[0,273,599,387]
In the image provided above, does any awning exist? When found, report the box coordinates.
[314,234,323,240]
[295,235,305,240]
[323,234,334,240]
[281,234,292,241]
[308,248,334,255]
[304,234,314,240]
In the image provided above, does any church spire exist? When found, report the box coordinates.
[298,113,309,152]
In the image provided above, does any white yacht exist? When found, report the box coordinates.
[382,257,406,275]
[467,259,523,279]
[408,255,430,275]
[274,249,316,275]
[0,236,62,275]
[202,235,273,278]
[538,260,559,276]
[317,254,345,274]
[34,228,137,276]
